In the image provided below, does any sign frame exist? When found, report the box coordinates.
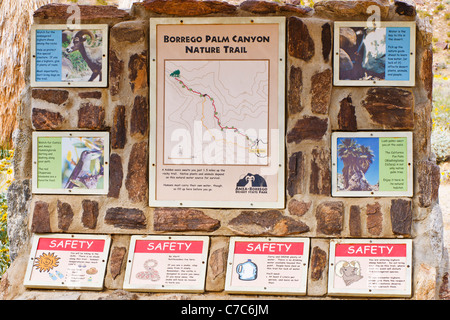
[30,24,108,87]
[333,21,416,87]
[32,131,110,195]
[331,131,413,197]
[23,233,111,290]
[225,237,310,295]
[123,235,210,293]
[148,17,286,209]
[327,238,412,297]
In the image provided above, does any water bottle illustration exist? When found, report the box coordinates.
[236,259,258,281]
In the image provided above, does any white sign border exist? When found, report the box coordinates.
[148,17,286,209]
[32,131,110,195]
[123,235,210,293]
[331,131,413,197]
[224,236,310,295]
[30,24,109,88]
[333,21,416,87]
[327,238,412,297]
[23,233,111,290]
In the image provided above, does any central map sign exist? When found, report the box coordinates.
[149,17,286,208]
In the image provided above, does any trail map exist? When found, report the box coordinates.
[164,60,269,165]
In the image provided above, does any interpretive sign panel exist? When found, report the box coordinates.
[32,131,109,195]
[123,235,209,293]
[334,21,415,86]
[328,239,412,297]
[149,17,286,208]
[225,237,310,295]
[30,24,108,87]
[24,234,111,290]
[331,131,413,197]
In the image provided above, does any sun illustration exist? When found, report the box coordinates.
[33,252,60,273]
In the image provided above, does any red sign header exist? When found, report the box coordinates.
[335,244,407,257]
[37,238,105,252]
[234,241,304,255]
[134,240,204,254]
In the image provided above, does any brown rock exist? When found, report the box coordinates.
[31,201,51,233]
[288,199,311,216]
[154,208,220,232]
[315,201,344,235]
[77,103,105,130]
[130,96,149,137]
[314,0,390,19]
[288,65,303,115]
[32,108,64,130]
[78,91,101,99]
[209,247,227,281]
[321,22,332,62]
[366,202,382,235]
[111,105,126,149]
[310,246,327,281]
[109,50,124,96]
[125,142,148,203]
[439,272,450,300]
[338,95,357,131]
[229,210,309,236]
[390,199,412,235]
[420,48,433,100]
[349,205,362,237]
[129,52,148,93]
[288,17,315,62]
[287,151,304,196]
[105,207,146,229]
[34,4,130,21]
[111,21,145,44]
[81,200,99,229]
[110,246,127,280]
[361,88,414,129]
[311,69,332,114]
[417,160,440,207]
[137,0,236,16]
[32,89,69,105]
[310,148,331,196]
[107,153,123,199]
[287,116,328,144]
[239,0,279,13]
[57,200,73,231]
[394,0,416,16]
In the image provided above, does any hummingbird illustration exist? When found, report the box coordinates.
[65,149,102,189]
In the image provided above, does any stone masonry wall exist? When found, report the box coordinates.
[1,0,448,300]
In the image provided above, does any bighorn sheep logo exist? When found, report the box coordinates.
[65,30,102,81]
[236,173,267,188]
[335,260,363,286]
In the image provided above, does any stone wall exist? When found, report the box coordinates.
[1,0,448,300]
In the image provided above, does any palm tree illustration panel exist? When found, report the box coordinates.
[332,132,413,197]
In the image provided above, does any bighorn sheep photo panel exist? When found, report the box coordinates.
[30,24,108,87]
[333,21,415,87]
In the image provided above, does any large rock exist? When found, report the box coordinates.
[288,17,315,62]
[125,142,148,203]
[286,116,328,144]
[314,0,390,19]
[315,201,344,235]
[310,69,332,114]
[229,210,309,236]
[105,207,146,229]
[154,208,220,232]
[6,180,32,261]
[136,0,236,16]
[32,108,64,130]
[361,88,414,129]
